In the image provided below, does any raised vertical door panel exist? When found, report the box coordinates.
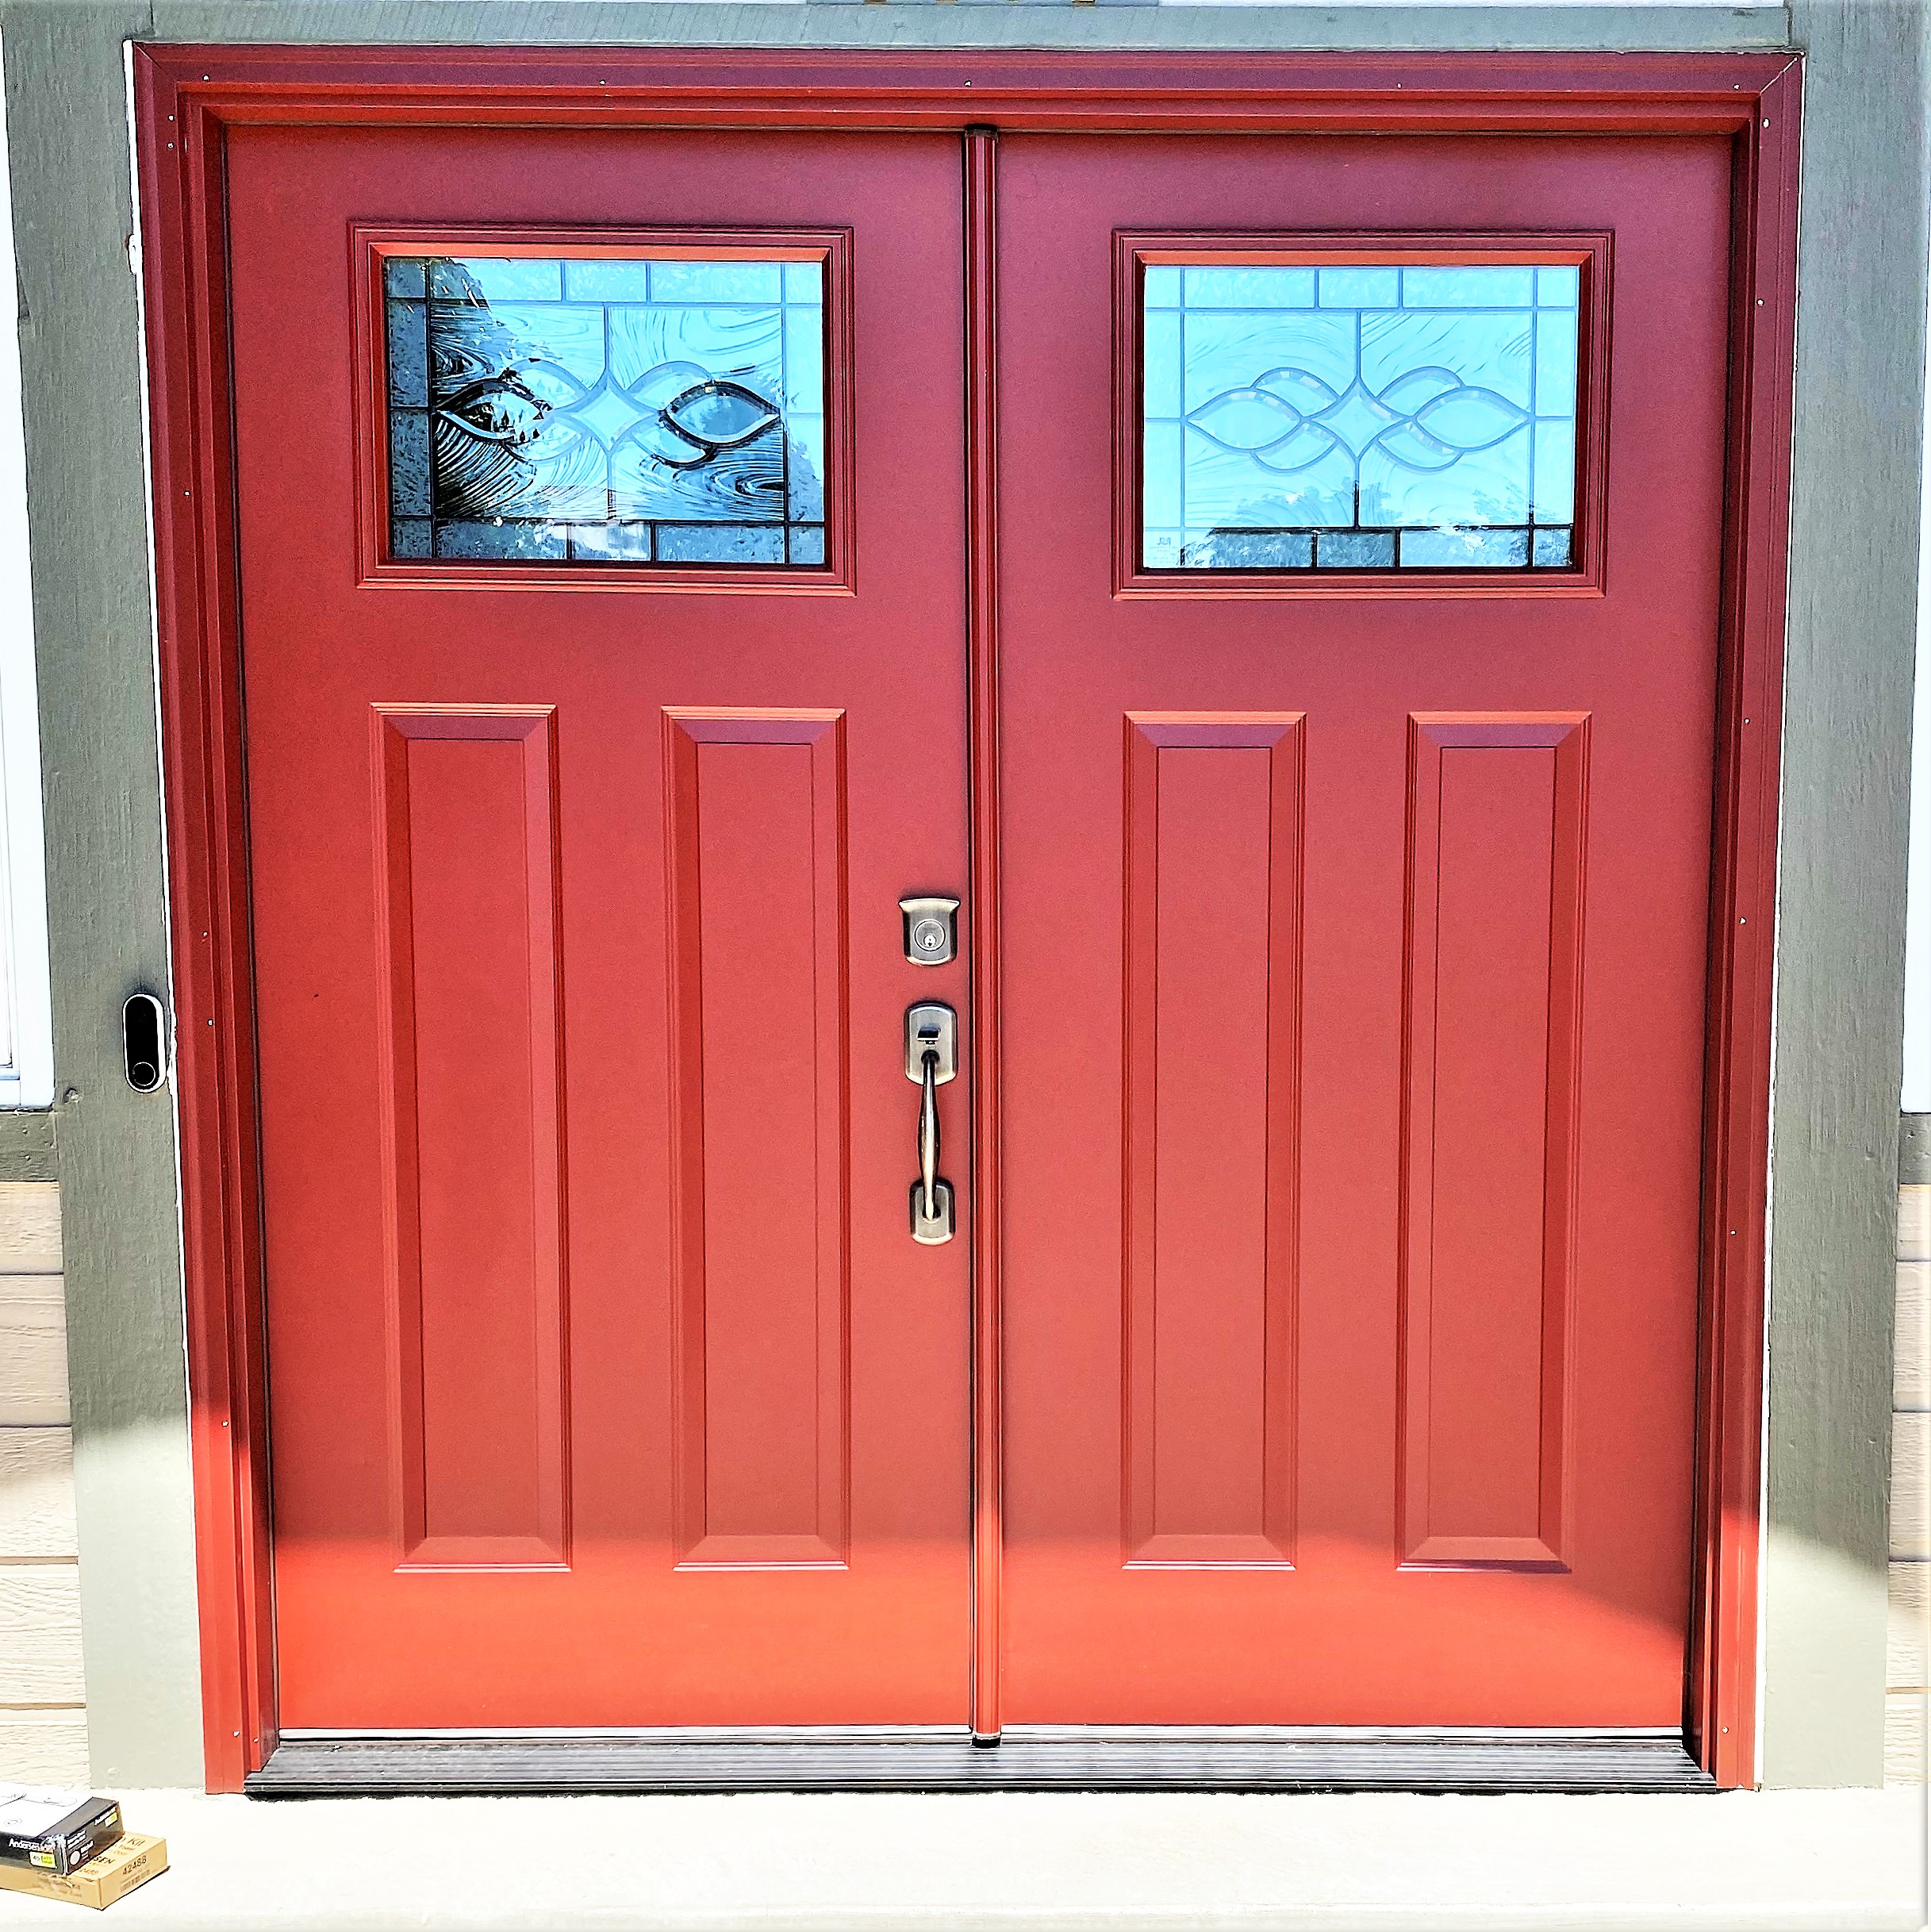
[1399,713,1588,1569]
[666,711,849,1569]
[374,705,569,1569]
[1123,716,1303,1566]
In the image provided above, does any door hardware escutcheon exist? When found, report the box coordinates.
[905,1002,958,1244]
[900,896,959,967]
[904,1001,958,1085]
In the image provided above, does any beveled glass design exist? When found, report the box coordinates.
[1142,263,1580,571]
[385,255,826,565]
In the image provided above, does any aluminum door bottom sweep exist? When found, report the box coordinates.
[248,1726,1713,1796]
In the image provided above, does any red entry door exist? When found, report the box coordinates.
[228,125,973,1727]
[994,133,1729,1724]
[229,113,1731,1742]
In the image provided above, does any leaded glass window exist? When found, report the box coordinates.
[1142,262,1581,571]
[385,254,826,566]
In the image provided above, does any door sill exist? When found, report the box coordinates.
[248,1726,1713,1795]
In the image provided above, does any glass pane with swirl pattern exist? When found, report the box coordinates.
[385,254,826,566]
[1142,262,1580,571]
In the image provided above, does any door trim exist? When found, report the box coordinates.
[132,44,1800,1793]
[245,1727,1714,1796]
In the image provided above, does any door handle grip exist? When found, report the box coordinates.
[918,1049,942,1220]
[906,1001,957,1245]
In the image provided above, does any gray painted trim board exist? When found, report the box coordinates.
[0,0,1921,1791]
[2,0,205,1790]
[0,1111,56,1185]
[1766,0,1927,1791]
[1902,1115,1929,1188]
[140,3,1797,52]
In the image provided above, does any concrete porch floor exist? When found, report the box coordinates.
[0,1786,1921,1931]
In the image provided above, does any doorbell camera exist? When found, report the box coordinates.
[122,991,168,1094]
[900,896,959,967]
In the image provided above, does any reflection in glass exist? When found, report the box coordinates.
[1142,262,1580,571]
[385,254,827,566]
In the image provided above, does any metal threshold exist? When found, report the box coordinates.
[248,1726,1714,1796]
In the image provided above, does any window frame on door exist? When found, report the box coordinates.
[352,223,859,595]
[132,43,1799,1796]
[1112,231,1614,599]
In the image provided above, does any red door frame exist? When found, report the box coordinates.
[132,44,1799,1793]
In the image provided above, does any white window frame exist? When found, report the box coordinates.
[1904,236,1931,1115]
[0,28,58,1111]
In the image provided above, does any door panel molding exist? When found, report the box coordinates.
[372,705,571,1573]
[663,710,851,1572]
[134,45,1799,1792]
[1396,714,1587,1576]
[1121,715,1303,1571]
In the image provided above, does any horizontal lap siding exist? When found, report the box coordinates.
[1890,1183,1928,1784]
[0,1181,87,1784]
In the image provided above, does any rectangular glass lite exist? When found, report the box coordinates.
[1142,262,1580,571]
[385,255,827,566]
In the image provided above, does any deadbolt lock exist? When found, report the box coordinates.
[900,895,959,967]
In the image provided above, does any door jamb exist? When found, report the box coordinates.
[132,44,1800,1793]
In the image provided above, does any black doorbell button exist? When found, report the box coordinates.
[123,992,167,1093]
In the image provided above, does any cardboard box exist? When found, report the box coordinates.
[0,1833,167,1910]
[0,1792,124,1877]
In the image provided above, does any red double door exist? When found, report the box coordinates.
[230,121,1728,1731]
